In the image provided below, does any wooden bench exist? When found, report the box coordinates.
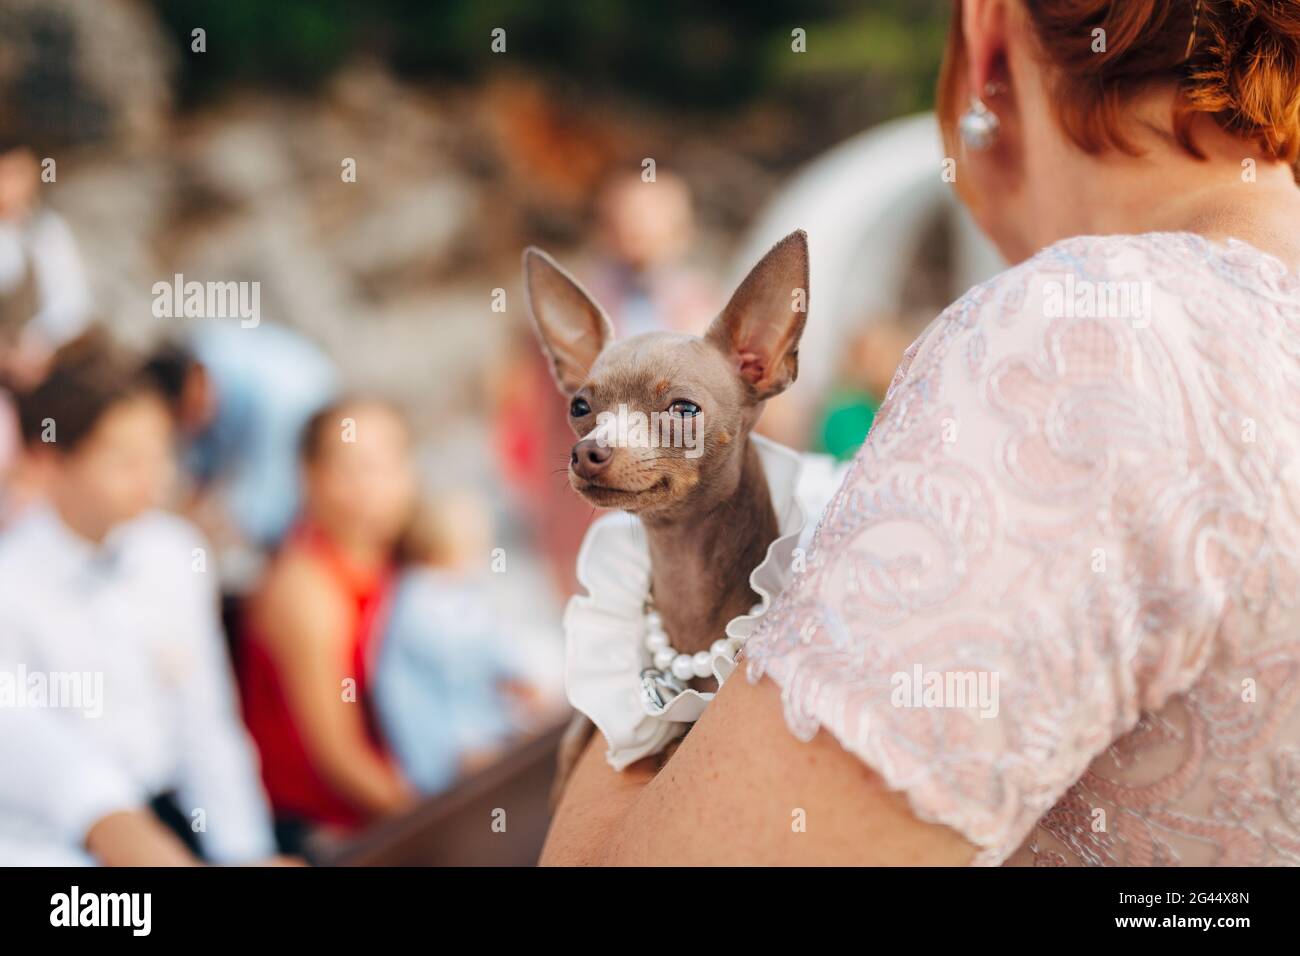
[316,718,567,866]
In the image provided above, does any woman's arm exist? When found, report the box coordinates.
[540,671,976,865]
[258,555,414,818]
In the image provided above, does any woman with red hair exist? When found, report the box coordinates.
[542,0,1300,866]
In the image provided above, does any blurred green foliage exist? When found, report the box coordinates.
[154,0,950,112]
[768,5,951,118]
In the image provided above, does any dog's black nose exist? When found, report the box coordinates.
[571,438,613,478]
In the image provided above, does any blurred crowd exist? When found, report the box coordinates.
[0,135,567,866]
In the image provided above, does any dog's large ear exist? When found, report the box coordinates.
[523,247,614,395]
[706,229,809,401]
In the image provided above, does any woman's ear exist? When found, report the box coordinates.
[705,229,809,401]
[954,0,1034,261]
[961,0,1011,100]
[523,247,614,395]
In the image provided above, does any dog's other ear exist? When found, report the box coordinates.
[706,229,809,401]
[523,247,614,395]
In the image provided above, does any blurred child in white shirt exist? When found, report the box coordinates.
[0,334,283,865]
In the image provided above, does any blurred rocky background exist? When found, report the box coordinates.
[0,0,949,475]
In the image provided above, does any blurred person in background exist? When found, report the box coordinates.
[492,330,591,597]
[0,139,91,388]
[814,315,917,460]
[238,398,417,847]
[144,321,338,576]
[0,138,93,524]
[0,333,280,866]
[584,169,719,337]
[373,491,551,794]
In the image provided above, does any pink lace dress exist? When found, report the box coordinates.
[743,232,1300,866]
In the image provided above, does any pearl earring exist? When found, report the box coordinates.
[958,96,1000,151]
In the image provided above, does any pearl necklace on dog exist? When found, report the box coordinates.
[638,598,759,715]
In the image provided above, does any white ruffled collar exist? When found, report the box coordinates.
[563,434,841,770]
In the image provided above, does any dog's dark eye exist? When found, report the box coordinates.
[569,397,591,417]
[668,400,701,417]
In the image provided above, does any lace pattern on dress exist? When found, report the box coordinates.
[743,232,1300,866]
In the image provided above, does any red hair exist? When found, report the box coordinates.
[939,0,1300,167]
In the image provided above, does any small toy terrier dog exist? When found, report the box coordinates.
[524,230,810,805]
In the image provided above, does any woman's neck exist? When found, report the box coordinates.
[1022,91,1300,270]
[50,494,112,546]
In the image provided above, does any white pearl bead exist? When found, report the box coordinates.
[692,651,713,678]
[671,655,695,681]
[653,647,676,670]
[710,639,730,658]
[646,610,663,629]
[645,629,669,652]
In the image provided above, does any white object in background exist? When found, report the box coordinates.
[731,112,1003,415]
[0,209,93,350]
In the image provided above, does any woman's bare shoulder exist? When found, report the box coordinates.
[248,546,353,650]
